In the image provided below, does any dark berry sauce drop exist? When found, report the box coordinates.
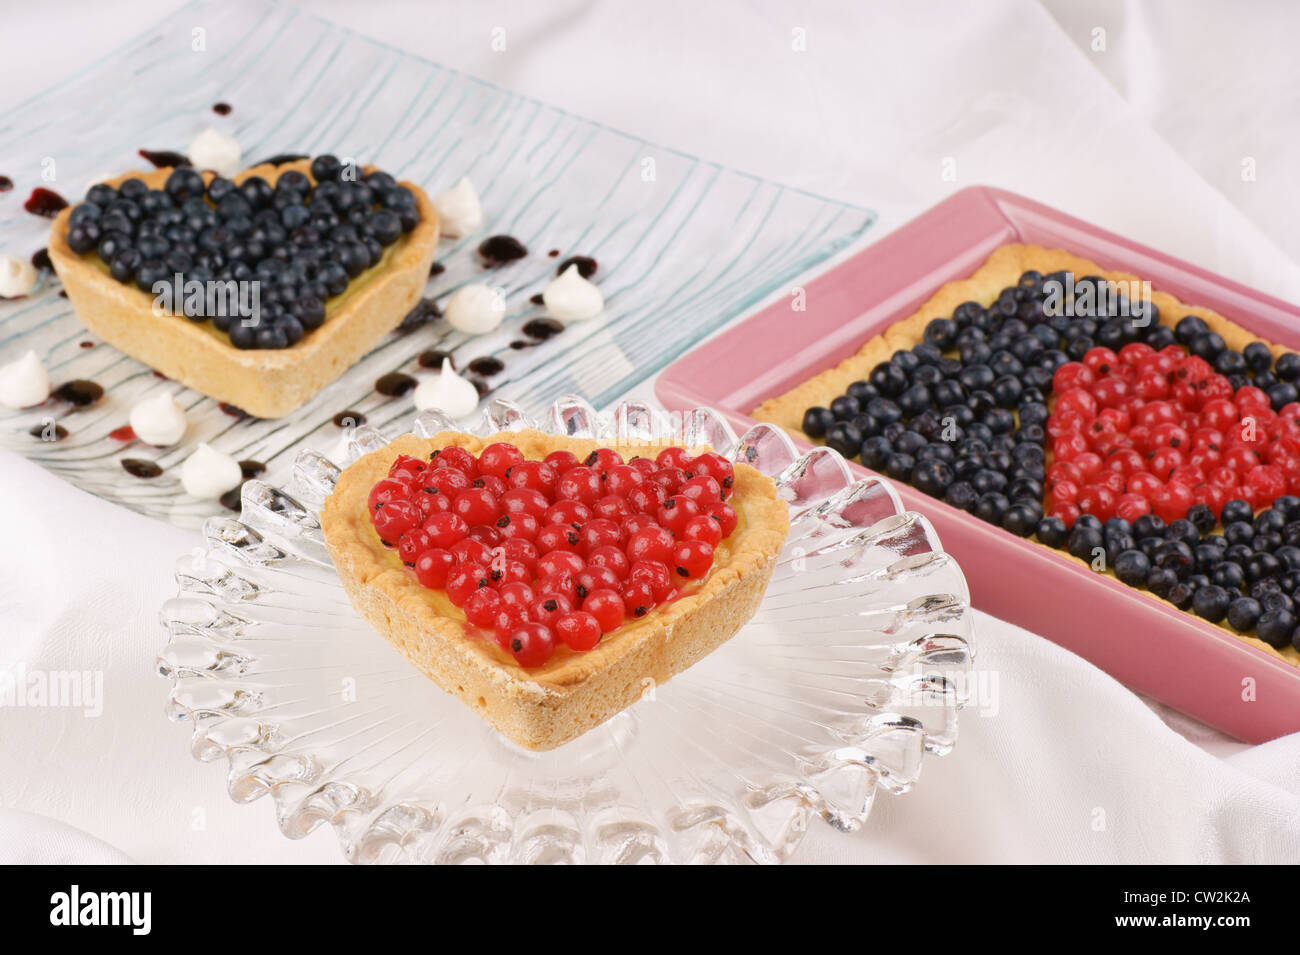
[239,459,266,480]
[137,149,190,169]
[219,402,249,419]
[429,261,446,278]
[109,425,136,442]
[510,340,530,350]
[79,341,95,349]
[556,255,597,279]
[220,486,244,511]
[52,379,103,407]
[467,356,505,376]
[522,317,563,341]
[375,371,417,397]
[332,410,367,428]
[529,293,544,305]
[547,249,560,258]
[398,297,440,332]
[478,235,528,267]
[258,153,308,167]
[470,378,491,397]
[0,176,12,193]
[24,188,68,218]
[212,102,233,115]
[31,248,52,271]
[418,350,455,370]
[29,423,67,441]
[121,458,163,479]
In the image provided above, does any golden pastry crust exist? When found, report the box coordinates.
[321,429,791,750]
[752,242,1299,666]
[47,160,440,418]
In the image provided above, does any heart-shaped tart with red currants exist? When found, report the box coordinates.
[321,429,789,750]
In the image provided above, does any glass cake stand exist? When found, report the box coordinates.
[157,398,974,863]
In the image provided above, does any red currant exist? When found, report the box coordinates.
[554,611,601,651]
[508,622,554,667]
[583,588,625,632]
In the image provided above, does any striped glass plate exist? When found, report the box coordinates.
[0,0,874,527]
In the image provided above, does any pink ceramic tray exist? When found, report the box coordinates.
[657,185,1300,743]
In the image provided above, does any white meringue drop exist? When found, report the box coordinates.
[414,358,479,418]
[181,443,243,499]
[543,264,603,321]
[432,177,484,238]
[0,254,38,299]
[0,350,50,409]
[188,127,242,178]
[444,283,506,334]
[129,392,188,446]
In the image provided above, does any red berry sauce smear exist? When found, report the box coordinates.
[368,442,739,669]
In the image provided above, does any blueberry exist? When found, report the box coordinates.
[109,248,141,283]
[1133,514,1167,539]
[801,407,834,438]
[868,362,908,397]
[825,422,863,457]
[1210,561,1245,590]
[1174,315,1210,344]
[1154,540,1195,578]
[895,430,928,456]
[368,210,402,246]
[310,155,344,183]
[1213,349,1247,376]
[1147,567,1178,598]
[86,183,117,206]
[1257,609,1297,648]
[1226,597,1262,631]
[1165,519,1199,546]
[1113,549,1151,586]
[829,395,861,421]
[164,167,205,201]
[1268,382,1299,410]
[1276,352,1300,382]
[883,453,916,482]
[66,223,101,253]
[912,459,954,497]
[1166,580,1198,610]
[1189,332,1226,360]
[897,384,932,416]
[1035,516,1068,548]
[293,296,326,330]
[1221,499,1253,526]
[1239,340,1272,372]
[945,481,977,511]
[1192,584,1231,623]
[973,492,1009,525]
[1002,501,1041,537]
[1067,525,1103,562]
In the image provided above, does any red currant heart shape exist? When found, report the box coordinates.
[1046,344,1300,525]
[368,441,739,668]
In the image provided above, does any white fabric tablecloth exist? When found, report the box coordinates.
[2,0,1298,864]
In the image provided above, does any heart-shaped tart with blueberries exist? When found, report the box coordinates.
[47,156,439,418]
[321,429,790,751]
[754,243,1300,666]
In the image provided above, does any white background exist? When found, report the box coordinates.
[1,0,1298,864]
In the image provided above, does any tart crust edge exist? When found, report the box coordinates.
[751,242,1300,667]
[321,429,790,751]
